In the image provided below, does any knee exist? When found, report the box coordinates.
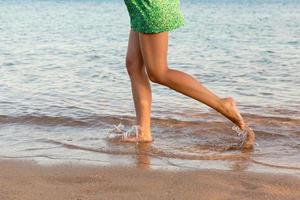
[125,56,143,77]
[147,69,168,85]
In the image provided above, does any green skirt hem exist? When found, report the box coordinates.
[130,19,185,34]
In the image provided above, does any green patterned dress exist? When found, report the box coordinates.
[124,0,185,34]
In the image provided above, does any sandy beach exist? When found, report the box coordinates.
[0,159,299,200]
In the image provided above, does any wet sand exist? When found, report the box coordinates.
[0,159,299,200]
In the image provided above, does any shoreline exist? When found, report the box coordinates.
[1,158,299,200]
[1,147,299,177]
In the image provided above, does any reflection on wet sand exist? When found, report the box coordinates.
[134,141,255,171]
[230,149,252,171]
[135,143,152,170]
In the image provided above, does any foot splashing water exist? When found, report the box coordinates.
[107,123,140,143]
[231,124,256,150]
[107,122,256,150]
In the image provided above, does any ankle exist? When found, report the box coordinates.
[135,125,151,138]
[139,131,152,139]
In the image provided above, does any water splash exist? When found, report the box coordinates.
[107,122,139,142]
[232,124,258,149]
[232,124,248,139]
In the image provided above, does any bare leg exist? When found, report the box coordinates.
[125,29,152,142]
[138,32,245,130]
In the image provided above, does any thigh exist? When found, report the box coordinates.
[138,32,169,74]
[126,29,144,67]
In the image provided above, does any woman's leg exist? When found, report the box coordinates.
[138,32,245,130]
[125,29,152,141]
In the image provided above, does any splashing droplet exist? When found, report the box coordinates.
[232,124,256,149]
[106,122,140,142]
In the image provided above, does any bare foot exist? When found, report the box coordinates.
[240,127,255,149]
[121,126,153,143]
[220,97,245,130]
[121,135,153,143]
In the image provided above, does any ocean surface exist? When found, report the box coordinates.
[0,0,299,175]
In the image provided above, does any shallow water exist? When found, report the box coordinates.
[0,0,299,175]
